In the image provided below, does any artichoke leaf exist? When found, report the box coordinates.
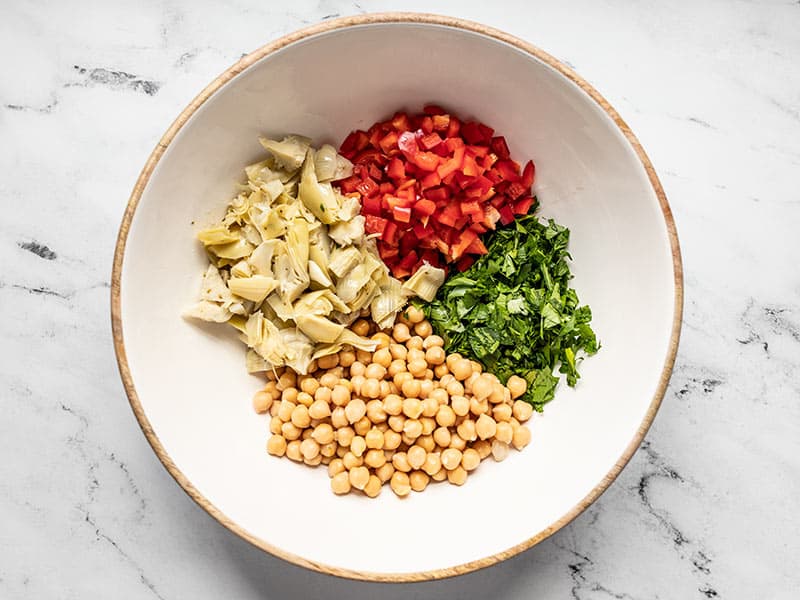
[402,263,446,302]
[208,238,253,260]
[328,214,365,247]
[196,225,239,246]
[295,314,345,344]
[299,149,340,224]
[328,246,361,279]
[258,135,311,172]
[227,275,278,303]
[182,300,231,323]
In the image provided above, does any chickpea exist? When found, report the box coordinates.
[413,320,433,338]
[403,418,423,439]
[360,378,380,399]
[301,429,313,440]
[512,425,532,450]
[392,323,411,343]
[291,405,311,428]
[320,441,337,458]
[390,471,411,497]
[281,421,302,441]
[446,380,465,397]
[473,439,492,459]
[441,448,463,470]
[327,458,345,478]
[422,335,444,349]
[314,386,332,404]
[388,359,406,377]
[420,417,435,436]
[509,417,521,432]
[402,397,423,419]
[277,371,296,391]
[417,434,435,453]
[379,380,392,399]
[434,364,449,378]
[309,423,333,445]
[461,448,481,471]
[406,336,424,351]
[405,305,425,324]
[336,426,355,447]
[331,471,351,494]
[366,400,387,424]
[470,361,483,374]
[409,470,430,492]
[269,402,280,418]
[392,452,411,472]
[350,436,367,457]
[407,348,426,364]
[488,384,505,404]
[345,398,367,423]
[445,353,462,371]
[336,445,348,458]
[506,375,527,400]
[472,374,494,401]
[383,429,402,450]
[300,438,320,461]
[317,354,339,370]
[331,407,348,428]
[364,474,383,498]
[493,403,513,422]
[424,346,446,366]
[297,391,315,408]
[372,348,392,369]
[449,433,467,451]
[352,319,370,336]
[276,400,294,422]
[355,417,371,436]
[307,400,329,421]
[383,394,403,416]
[447,466,468,486]
[348,466,370,490]
[365,363,387,380]
[269,417,283,435]
[388,415,406,433]
[365,427,384,449]
[342,451,363,470]
[433,426,451,448]
[491,440,510,462]
[364,449,386,469]
[420,450,440,474]
[419,380,434,399]
[252,390,273,414]
[285,440,302,462]
[266,434,287,456]
[407,360,427,378]
[449,396,468,418]
[434,405,455,428]
[338,350,356,368]
[401,379,422,400]
[430,388,449,405]
[349,361,366,377]
[469,397,489,416]
[420,397,439,418]
[389,343,408,360]
[495,421,514,444]
[407,445,427,469]
[327,385,348,407]
[512,400,534,422]
[264,380,281,399]
[371,332,392,350]
[451,359,473,381]
[475,414,498,440]
[457,419,477,442]
[376,462,395,483]
[431,467,448,482]
[393,371,413,389]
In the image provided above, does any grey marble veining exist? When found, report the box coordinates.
[1,0,798,598]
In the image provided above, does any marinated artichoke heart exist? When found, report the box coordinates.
[185,135,442,375]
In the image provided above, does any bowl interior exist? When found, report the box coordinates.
[119,20,677,577]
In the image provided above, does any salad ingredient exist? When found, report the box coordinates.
[421,214,598,411]
[186,136,444,375]
[257,315,533,497]
[338,106,537,278]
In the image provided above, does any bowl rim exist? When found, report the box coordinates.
[110,12,683,583]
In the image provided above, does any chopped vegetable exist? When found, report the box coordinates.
[420,215,599,410]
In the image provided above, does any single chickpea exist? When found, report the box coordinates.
[252,390,273,414]
[433,426,452,448]
[405,305,425,324]
[403,418,423,439]
[383,394,403,416]
[392,323,411,343]
[277,371,296,392]
[413,320,433,338]
[457,419,477,442]
[435,405,456,427]
[420,417,436,436]
[393,371,413,389]
[421,397,439,418]
[331,471,351,494]
[365,363,387,380]
[470,361,483,374]
[430,388,449,405]
[389,343,408,361]
[401,379,422,400]
[314,386,332,404]
[417,434,435,453]
[338,350,356,368]
[383,429,402,450]
[475,414,498,440]
[431,467,448,482]
[269,402,280,418]
[495,421,514,444]
[407,445,427,469]
[269,417,283,435]
[379,380,392,399]
[473,439,492,459]
[406,336,424,351]
[349,361,366,377]
[419,379,434,399]
[461,448,481,471]
[447,466,468,486]
[449,433,467,451]
[406,348,425,364]
[361,378,381,399]
[365,427,384,449]
[354,416,371,436]
[441,448,463,470]
[300,377,319,396]
[372,348,392,369]
[512,425,532,450]
[331,407,348,429]
[445,353,462,370]
[392,452,411,473]
[488,384,505,404]
[387,359,406,377]
[285,440,302,462]
[311,423,334,445]
[509,417,521,432]
[330,384,350,407]
[320,441,337,458]
[421,451,441,475]
[300,438,320,460]
[350,436,367,457]
[493,403,513,422]
[336,426,355,447]
[407,360,427,378]
[317,354,339,370]
[308,399,331,421]
[506,375,527,400]
[451,395,470,417]
[266,434,287,456]
[469,397,489,416]
[472,374,494,401]
[264,380,281,400]
[366,400,387,423]
[364,474,383,498]
[281,421,302,441]
[336,445,348,458]
[277,400,295,422]
[342,451,363,470]
[446,380,465,397]
[512,400,534,422]
[352,319,370,337]
[424,346,446,366]
[291,405,311,428]
[451,359,473,381]
[296,391,314,407]
[434,364,449,378]
[328,458,345,478]
[409,470,430,492]
[402,397,423,419]
[371,332,392,350]
[348,466,370,490]
[390,472,411,497]
[345,398,367,423]
[491,440,510,461]
[301,429,313,441]
[422,335,444,349]
[388,415,406,433]
[364,449,386,469]
[376,462,395,483]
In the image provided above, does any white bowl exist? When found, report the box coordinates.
[112,14,682,581]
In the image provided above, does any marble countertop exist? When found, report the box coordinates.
[2,0,798,598]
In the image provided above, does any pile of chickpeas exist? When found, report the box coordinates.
[252,306,533,498]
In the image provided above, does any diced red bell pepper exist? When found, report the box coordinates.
[432,114,450,131]
[495,159,522,182]
[461,121,484,145]
[383,221,399,245]
[444,137,465,153]
[513,196,536,215]
[353,148,385,165]
[460,200,482,215]
[338,175,360,194]
[379,131,399,153]
[498,205,515,225]
[365,214,388,235]
[421,170,442,189]
[446,115,461,139]
[409,151,440,172]
[423,104,447,115]
[506,181,527,200]
[521,160,535,188]
[437,146,465,178]
[414,199,437,217]
[391,112,411,132]
[455,255,475,272]
[420,132,443,150]
[413,222,435,239]
[424,186,449,202]
[421,116,434,134]
[490,136,511,160]
[362,195,382,216]
[386,156,406,180]
[393,205,412,223]
[450,229,478,260]
[379,181,395,195]
[462,155,481,177]
[398,131,418,156]
[437,204,461,227]
[465,236,488,255]
[355,177,379,197]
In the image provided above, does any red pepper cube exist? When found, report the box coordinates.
[379,181,395,195]
[506,181,527,200]
[465,236,488,255]
[490,136,511,160]
[421,116,434,134]
[362,195,382,216]
[444,137,465,153]
[355,177,379,197]
[461,155,481,177]
[365,214,388,235]
[424,186,449,202]
[386,156,406,180]
[446,115,461,138]
[461,121,484,144]
[521,160,536,189]
[449,229,478,260]
[393,205,412,223]
[391,112,411,132]
[383,221,400,245]
[513,196,537,215]
[437,146,465,179]
[420,132,444,151]
[414,199,437,217]
[421,170,442,190]
[398,131,419,156]
[498,205,515,225]
[432,114,450,131]
[495,159,522,182]
[379,130,399,153]
[410,151,440,172]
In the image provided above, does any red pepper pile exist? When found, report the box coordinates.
[337,106,536,278]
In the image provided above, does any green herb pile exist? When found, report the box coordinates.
[420,214,598,411]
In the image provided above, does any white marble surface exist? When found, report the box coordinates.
[1,0,798,597]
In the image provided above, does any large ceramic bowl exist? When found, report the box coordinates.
[112,13,682,581]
